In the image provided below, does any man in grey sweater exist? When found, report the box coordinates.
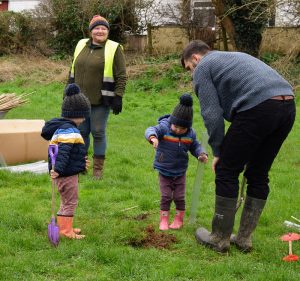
[181,40,296,253]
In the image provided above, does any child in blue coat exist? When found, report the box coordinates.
[145,94,208,230]
[41,83,91,239]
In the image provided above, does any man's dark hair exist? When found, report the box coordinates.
[181,40,211,68]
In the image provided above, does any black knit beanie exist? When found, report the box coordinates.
[62,84,91,119]
[169,93,193,128]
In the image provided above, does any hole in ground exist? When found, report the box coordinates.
[128,224,177,249]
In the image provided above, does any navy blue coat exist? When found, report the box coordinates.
[41,118,86,177]
[145,115,205,176]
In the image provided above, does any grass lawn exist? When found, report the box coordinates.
[0,58,299,281]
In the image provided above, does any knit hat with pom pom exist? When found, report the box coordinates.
[170,93,193,128]
[62,83,91,118]
[89,15,110,31]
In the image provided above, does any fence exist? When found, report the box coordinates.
[125,26,300,56]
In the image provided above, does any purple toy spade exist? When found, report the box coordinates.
[48,144,59,247]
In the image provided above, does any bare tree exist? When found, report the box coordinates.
[212,0,299,56]
[150,1,216,46]
[133,0,181,54]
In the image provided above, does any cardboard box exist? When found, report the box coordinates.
[0,119,48,165]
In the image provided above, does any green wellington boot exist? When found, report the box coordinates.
[231,196,266,252]
[195,196,237,253]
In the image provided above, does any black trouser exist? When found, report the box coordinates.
[215,99,296,200]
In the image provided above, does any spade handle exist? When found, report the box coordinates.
[48,144,58,218]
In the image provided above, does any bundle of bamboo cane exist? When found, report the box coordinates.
[0,93,30,112]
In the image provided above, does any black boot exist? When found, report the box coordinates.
[231,196,266,252]
[195,196,237,253]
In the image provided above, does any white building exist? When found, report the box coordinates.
[8,0,40,12]
[135,0,215,34]
[275,0,299,27]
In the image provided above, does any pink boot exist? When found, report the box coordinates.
[169,210,185,229]
[159,210,169,231]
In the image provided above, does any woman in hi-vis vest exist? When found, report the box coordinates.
[68,15,127,179]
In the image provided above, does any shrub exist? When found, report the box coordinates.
[0,11,53,56]
[0,1,137,56]
[34,0,136,55]
[0,12,33,55]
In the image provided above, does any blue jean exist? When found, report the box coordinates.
[79,105,110,156]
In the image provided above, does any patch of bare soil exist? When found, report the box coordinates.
[128,224,177,249]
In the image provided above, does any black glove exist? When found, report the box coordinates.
[101,96,114,107]
[112,95,122,115]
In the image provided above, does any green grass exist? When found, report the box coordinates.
[0,60,300,281]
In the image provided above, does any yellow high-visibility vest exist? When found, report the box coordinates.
[70,39,120,97]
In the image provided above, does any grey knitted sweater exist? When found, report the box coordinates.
[193,51,294,157]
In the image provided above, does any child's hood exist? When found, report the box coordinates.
[41,118,76,141]
[157,114,171,125]
[158,114,192,136]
